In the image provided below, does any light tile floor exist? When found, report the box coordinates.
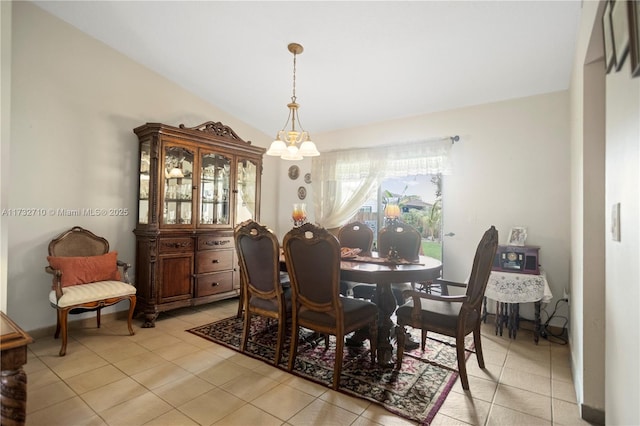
[23,299,591,425]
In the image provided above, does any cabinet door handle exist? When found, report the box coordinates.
[210,282,219,287]
[211,259,220,263]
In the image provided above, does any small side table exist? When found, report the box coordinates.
[1,312,33,426]
[483,270,553,343]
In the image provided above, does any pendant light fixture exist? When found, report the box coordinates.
[266,43,320,161]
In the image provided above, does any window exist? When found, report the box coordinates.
[311,137,452,261]
[347,174,443,260]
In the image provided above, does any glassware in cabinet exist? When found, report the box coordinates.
[236,158,258,223]
[199,152,231,225]
[138,140,151,224]
[163,145,194,226]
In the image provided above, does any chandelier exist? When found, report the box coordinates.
[266,43,320,161]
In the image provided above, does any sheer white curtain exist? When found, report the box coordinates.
[311,149,385,229]
[311,138,452,228]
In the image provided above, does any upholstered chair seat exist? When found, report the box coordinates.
[49,280,136,308]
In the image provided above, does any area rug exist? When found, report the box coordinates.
[188,316,472,425]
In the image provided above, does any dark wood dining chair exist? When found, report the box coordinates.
[378,221,421,261]
[234,220,290,365]
[394,225,499,390]
[382,221,448,296]
[338,221,373,296]
[352,221,422,302]
[283,222,378,389]
[338,221,374,255]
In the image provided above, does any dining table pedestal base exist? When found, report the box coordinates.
[346,281,397,367]
[339,255,443,368]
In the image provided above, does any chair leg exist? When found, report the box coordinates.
[127,296,136,336]
[368,319,378,365]
[236,285,244,318]
[54,310,61,339]
[241,312,252,352]
[333,333,344,390]
[473,323,485,369]
[275,317,285,366]
[288,322,300,371]
[456,333,469,390]
[421,329,427,350]
[96,307,101,328]
[395,325,405,369]
[58,308,69,356]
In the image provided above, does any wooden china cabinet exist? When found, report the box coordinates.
[133,121,264,327]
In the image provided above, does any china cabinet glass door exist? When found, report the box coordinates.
[200,152,231,225]
[163,145,194,226]
[139,141,151,224]
[236,158,258,223]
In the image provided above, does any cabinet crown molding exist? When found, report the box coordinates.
[179,121,249,144]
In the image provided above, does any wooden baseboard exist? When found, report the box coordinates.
[581,404,605,425]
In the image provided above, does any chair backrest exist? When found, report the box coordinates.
[378,222,421,261]
[338,221,373,255]
[464,226,499,308]
[283,222,341,313]
[234,220,282,297]
[48,226,109,257]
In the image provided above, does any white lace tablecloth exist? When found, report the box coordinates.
[485,270,553,304]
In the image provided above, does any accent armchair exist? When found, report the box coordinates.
[45,226,136,356]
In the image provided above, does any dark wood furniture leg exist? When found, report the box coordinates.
[1,313,33,426]
[482,296,488,323]
[508,303,519,339]
[375,282,397,367]
[495,301,506,336]
[345,282,396,367]
[534,300,541,344]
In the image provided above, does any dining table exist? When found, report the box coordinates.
[338,253,443,366]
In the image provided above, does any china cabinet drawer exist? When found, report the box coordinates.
[196,249,234,274]
[198,236,234,251]
[196,272,233,297]
[159,238,194,253]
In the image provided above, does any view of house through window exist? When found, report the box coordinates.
[347,174,443,260]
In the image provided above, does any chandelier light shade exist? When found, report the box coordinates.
[267,43,320,161]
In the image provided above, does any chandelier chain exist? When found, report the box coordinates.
[291,51,297,103]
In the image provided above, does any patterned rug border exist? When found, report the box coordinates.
[187,316,470,425]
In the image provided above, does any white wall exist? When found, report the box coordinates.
[568,0,606,418]
[8,2,278,331]
[569,1,640,423]
[0,0,12,313]
[604,42,640,425]
[312,92,571,324]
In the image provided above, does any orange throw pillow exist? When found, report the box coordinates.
[47,251,121,287]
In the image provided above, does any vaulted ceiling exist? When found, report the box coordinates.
[33,1,582,136]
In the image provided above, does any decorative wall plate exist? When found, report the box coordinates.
[297,186,307,200]
[288,165,300,180]
[304,172,311,184]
